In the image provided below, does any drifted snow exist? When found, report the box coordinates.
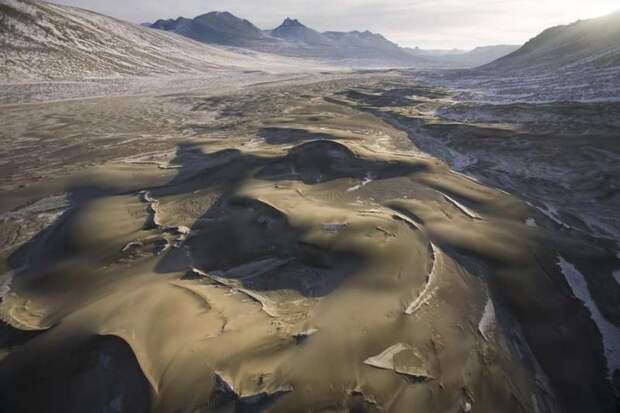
[557,256,620,378]
[478,298,496,341]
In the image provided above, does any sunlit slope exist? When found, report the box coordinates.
[482,10,620,72]
[0,0,306,82]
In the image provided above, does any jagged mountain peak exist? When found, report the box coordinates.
[280,17,303,27]
[197,11,246,22]
[194,10,255,27]
[270,16,332,46]
[272,17,311,33]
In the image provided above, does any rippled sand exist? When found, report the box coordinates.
[0,75,618,412]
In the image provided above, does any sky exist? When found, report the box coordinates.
[48,0,620,49]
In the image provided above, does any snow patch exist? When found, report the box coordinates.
[363,343,432,379]
[0,271,15,300]
[613,269,620,286]
[441,193,482,220]
[346,173,374,192]
[478,298,496,341]
[405,243,440,315]
[557,256,620,378]
[536,203,570,229]
[0,193,70,222]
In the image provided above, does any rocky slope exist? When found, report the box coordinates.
[0,0,308,82]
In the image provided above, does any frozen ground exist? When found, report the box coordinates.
[335,76,620,242]
[412,67,620,103]
[0,71,357,105]
[1,73,618,412]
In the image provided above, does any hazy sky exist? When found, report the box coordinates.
[48,0,620,49]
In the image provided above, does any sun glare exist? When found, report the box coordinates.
[565,1,620,19]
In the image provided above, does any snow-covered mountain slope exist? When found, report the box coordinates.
[0,0,310,83]
[482,10,620,73]
[414,11,620,103]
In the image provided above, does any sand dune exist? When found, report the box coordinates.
[0,74,618,413]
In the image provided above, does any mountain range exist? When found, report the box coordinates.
[3,0,619,89]
[0,1,314,82]
[149,12,520,68]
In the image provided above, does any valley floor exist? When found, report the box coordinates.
[0,72,619,413]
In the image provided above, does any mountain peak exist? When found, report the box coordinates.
[278,17,304,29]
[270,17,333,46]
[207,11,233,17]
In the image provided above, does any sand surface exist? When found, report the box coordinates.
[0,73,619,413]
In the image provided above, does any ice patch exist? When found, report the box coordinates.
[613,269,620,286]
[478,298,496,341]
[441,193,482,220]
[580,215,620,240]
[346,174,374,192]
[364,343,408,370]
[405,243,439,315]
[557,256,620,378]
[214,371,293,402]
[535,203,570,229]
[293,328,318,344]
[237,288,281,317]
[0,271,15,299]
[0,193,70,222]
[363,343,432,379]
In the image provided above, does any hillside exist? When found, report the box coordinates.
[0,0,304,82]
[414,11,620,103]
[269,18,333,46]
[482,11,620,72]
[407,45,520,68]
